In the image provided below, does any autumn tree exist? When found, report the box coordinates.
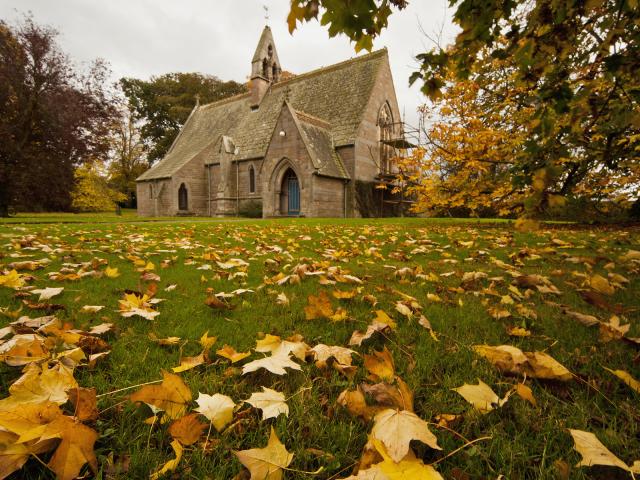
[288,0,640,216]
[120,73,246,163]
[107,102,148,207]
[71,161,126,212]
[0,16,117,216]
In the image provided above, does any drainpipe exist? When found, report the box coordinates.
[153,180,158,217]
[236,161,239,216]
[206,165,211,217]
[343,180,348,218]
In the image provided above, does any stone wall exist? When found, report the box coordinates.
[261,105,318,217]
[353,56,402,182]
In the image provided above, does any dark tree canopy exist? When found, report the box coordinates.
[119,73,246,163]
[0,16,116,216]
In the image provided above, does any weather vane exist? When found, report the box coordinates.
[263,5,269,25]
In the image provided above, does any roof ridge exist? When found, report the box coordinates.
[200,91,251,110]
[272,48,387,90]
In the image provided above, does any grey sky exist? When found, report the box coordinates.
[1,0,458,128]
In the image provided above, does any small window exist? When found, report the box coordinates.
[272,65,278,81]
[249,165,256,193]
[178,183,188,211]
[267,44,273,59]
[149,184,153,199]
[262,58,269,77]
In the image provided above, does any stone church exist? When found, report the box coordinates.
[136,26,401,217]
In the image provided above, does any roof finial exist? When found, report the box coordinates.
[195,93,200,107]
[263,5,269,25]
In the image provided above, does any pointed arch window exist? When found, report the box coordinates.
[249,165,256,193]
[378,103,394,175]
[178,183,188,211]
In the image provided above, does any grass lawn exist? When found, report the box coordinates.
[0,216,638,479]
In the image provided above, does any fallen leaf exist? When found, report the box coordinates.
[118,293,159,320]
[67,387,98,421]
[246,387,289,420]
[234,427,293,480]
[31,287,64,301]
[130,370,191,420]
[473,345,572,381]
[242,352,302,376]
[453,379,509,413]
[150,439,182,480]
[364,347,395,381]
[604,368,640,394]
[200,331,217,351]
[304,291,334,320]
[194,392,235,431]
[172,352,206,373]
[168,413,207,445]
[568,429,640,473]
[514,383,537,407]
[104,267,120,278]
[371,409,440,462]
[217,344,251,363]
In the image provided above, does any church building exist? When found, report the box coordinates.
[136,26,402,217]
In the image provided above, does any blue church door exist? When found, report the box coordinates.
[284,169,300,215]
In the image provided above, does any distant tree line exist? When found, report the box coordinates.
[0,15,245,216]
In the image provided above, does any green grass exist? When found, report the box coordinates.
[0,216,638,479]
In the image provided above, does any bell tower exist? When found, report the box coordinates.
[250,25,281,108]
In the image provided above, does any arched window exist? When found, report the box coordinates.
[262,58,269,78]
[272,65,278,82]
[378,103,394,175]
[267,44,273,59]
[178,183,188,211]
[149,184,153,199]
[249,165,256,193]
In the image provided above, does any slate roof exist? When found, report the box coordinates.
[137,48,387,181]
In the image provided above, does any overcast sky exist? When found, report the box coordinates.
[1,0,458,128]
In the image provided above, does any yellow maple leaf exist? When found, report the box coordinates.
[130,370,191,420]
[194,392,235,431]
[234,427,293,480]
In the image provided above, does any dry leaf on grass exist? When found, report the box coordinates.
[234,427,293,480]
[604,368,640,394]
[172,352,206,373]
[453,379,511,413]
[345,439,444,479]
[364,347,395,381]
[568,429,640,474]
[473,344,572,381]
[371,409,440,462]
[169,413,207,445]
[195,392,235,431]
[217,344,251,363]
[242,352,302,376]
[67,387,98,421]
[150,439,182,480]
[246,387,289,420]
[129,370,191,420]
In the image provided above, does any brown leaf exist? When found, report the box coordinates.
[130,370,192,420]
[67,387,98,421]
[363,346,394,381]
[168,413,207,445]
[360,378,413,411]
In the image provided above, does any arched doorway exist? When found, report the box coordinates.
[280,169,300,216]
[178,183,188,211]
